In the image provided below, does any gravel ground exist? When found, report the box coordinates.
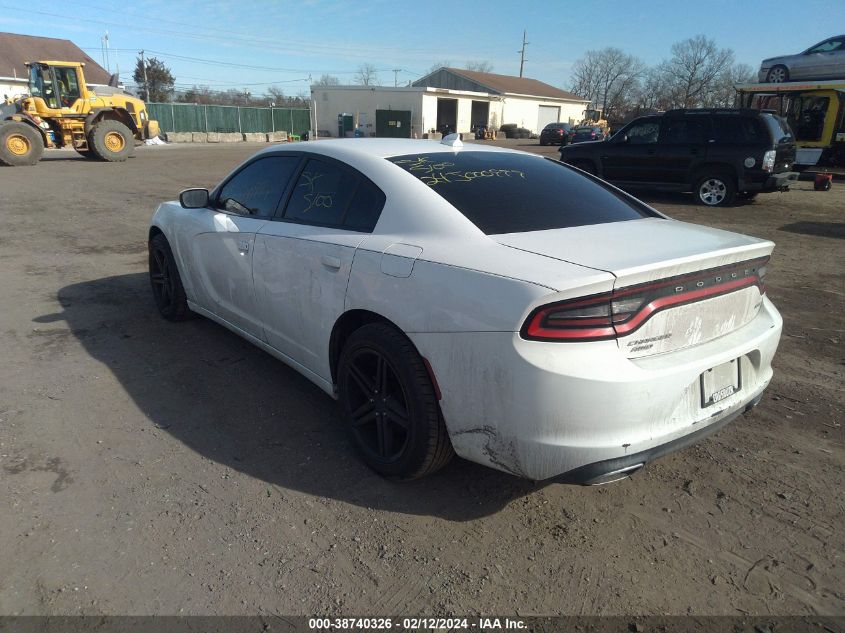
[0,141,842,617]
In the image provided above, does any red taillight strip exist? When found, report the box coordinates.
[521,260,766,343]
[614,275,760,335]
[526,320,616,340]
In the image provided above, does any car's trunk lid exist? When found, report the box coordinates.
[495,218,773,357]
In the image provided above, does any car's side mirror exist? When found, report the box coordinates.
[179,188,209,209]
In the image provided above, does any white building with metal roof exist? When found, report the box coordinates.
[310,67,589,139]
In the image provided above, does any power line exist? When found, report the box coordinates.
[80,47,412,78]
[1,4,504,62]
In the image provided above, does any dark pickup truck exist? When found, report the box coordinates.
[559,108,798,206]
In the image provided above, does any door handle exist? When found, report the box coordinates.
[320,255,341,270]
[237,240,250,253]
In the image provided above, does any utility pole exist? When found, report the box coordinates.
[518,30,529,77]
[104,31,110,73]
[392,68,401,87]
[139,49,149,100]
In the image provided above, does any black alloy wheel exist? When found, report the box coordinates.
[338,323,453,479]
[344,347,411,463]
[149,233,191,321]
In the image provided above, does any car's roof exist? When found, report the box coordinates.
[254,137,525,161]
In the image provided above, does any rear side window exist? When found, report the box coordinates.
[217,156,300,217]
[762,114,794,144]
[660,118,708,144]
[387,151,655,235]
[712,116,766,144]
[283,158,384,231]
[344,183,385,232]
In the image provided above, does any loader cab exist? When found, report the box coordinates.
[27,62,86,112]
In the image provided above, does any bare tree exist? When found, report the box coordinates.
[569,47,645,121]
[355,63,380,86]
[465,61,493,73]
[704,63,756,108]
[661,35,734,108]
[265,86,285,105]
[315,74,340,86]
[428,60,452,74]
[630,65,674,115]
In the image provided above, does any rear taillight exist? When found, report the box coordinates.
[762,150,776,172]
[521,258,768,342]
[522,293,616,341]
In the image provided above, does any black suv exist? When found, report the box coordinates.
[558,108,798,206]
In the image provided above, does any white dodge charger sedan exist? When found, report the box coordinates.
[148,137,782,483]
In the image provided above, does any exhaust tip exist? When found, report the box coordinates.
[584,463,645,486]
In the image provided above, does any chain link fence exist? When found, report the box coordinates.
[146,103,311,135]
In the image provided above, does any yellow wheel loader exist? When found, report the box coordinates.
[0,61,159,166]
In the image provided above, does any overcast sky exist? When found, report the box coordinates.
[1,0,842,95]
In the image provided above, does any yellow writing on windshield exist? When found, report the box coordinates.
[393,156,526,187]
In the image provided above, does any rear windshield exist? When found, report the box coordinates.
[387,151,655,235]
[763,113,795,144]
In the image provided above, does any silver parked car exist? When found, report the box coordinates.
[758,35,845,83]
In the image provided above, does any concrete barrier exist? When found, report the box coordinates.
[423,132,442,141]
[219,133,242,143]
[243,133,268,143]
[268,131,288,143]
[190,132,207,143]
[164,132,192,143]
[206,132,220,143]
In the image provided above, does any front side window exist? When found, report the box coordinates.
[29,66,58,108]
[54,67,81,107]
[216,156,300,217]
[625,120,661,144]
[808,38,843,53]
[388,151,655,235]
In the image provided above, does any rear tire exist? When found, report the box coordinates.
[694,172,736,207]
[0,121,44,166]
[89,120,134,162]
[149,233,192,321]
[338,323,454,480]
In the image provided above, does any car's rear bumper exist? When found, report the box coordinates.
[411,296,782,481]
[743,171,799,192]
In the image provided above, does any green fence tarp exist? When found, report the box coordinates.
[147,103,310,134]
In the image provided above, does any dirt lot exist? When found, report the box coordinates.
[0,141,842,617]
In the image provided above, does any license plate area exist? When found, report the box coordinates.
[700,358,742,408]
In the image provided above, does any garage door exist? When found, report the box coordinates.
[537,105,560,131]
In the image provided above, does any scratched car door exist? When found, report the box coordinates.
[253,157,378,380]
[191,155,300,338]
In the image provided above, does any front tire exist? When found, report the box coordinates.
[149,233,192,321]
[338,323,454,479]
[766,65,789,83]
[89,120,134,162]
[0,121,44,166]
[694,173,736,207]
